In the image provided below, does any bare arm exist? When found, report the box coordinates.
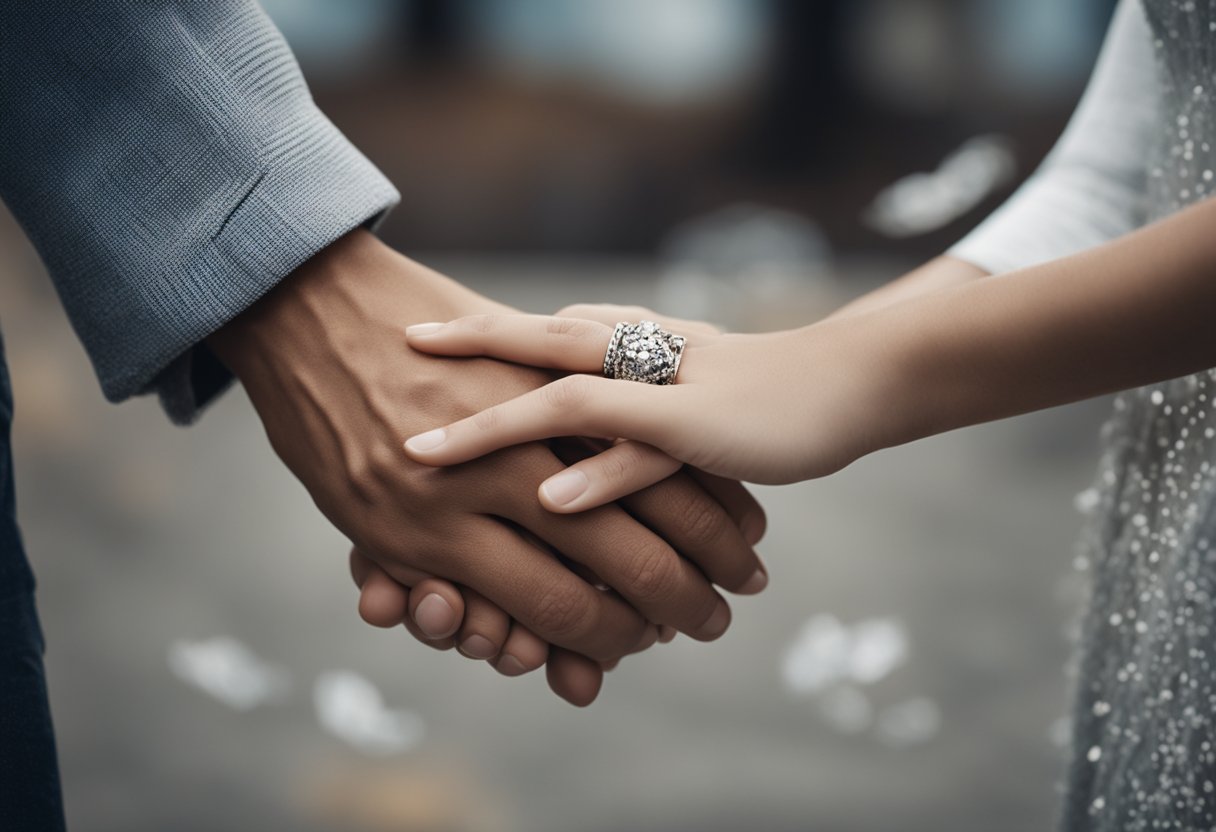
[828,257,990,320]
[835,0,1155,323]
[878,196,1216,448]
[393,193,1216,492]
[206,231,769,705]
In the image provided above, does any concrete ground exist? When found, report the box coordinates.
[1,217,1108,831]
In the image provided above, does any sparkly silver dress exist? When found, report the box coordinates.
[950,2,1216,829]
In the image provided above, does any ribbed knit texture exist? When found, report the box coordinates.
[0,1,400,423]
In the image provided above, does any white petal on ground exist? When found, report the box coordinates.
[817,685,875,734]
[781,615,852,695]
[314,671,425,756]
[1074,488,1101,515]
[875,698,942,746]
[168,637,291,711]
[846,619,910,684]
[781,614,910,695]
[1048,716,1074,749]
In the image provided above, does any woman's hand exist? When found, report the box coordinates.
[402,308,893,506]
[344,305,732,705]
[211,237,775,670]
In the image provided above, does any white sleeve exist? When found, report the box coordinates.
[948,0,1157,275]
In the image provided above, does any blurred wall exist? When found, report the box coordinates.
[260,0,1118,258]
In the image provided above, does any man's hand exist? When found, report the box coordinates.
[208,230,766,671]
[350,548,622,707]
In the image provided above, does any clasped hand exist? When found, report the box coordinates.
[211,233,772,707]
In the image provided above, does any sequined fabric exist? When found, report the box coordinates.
[1063,4,1216,829]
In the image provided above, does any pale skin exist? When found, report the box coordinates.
[347,257,989,660]
[393,195,1216,507]
[207,230,769,706]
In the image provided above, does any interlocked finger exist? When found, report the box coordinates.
[505,498,733,642]
[405,374,672,466]
[423,517,655,663]
[538,440,683,513]
[455,587,511,660]
[407,314,612,372]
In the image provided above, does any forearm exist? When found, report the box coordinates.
[833,0,1158,329]
[861,196,1216,450]
[1,1,398,423]
[828,256,990,320]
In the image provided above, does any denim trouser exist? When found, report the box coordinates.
[0,338,66,831]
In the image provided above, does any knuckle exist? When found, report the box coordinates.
[531,582,588,639]
[471,404,502,433]
[598,443,649,486]
[543,375,591,412]
[457,314,497,335]
[545,316,594,340]
[678,494,731,550]
[597,449,634,486]
[622,541,679,604]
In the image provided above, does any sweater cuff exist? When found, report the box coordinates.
[142,120,399,425]
[948,168,1147,277]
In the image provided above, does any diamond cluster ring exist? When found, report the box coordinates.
[602,321,686,385]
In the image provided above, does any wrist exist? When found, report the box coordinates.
[827,285,994,453]
[207,230,499,384]
[828,256,989,322]
[793,311,923,462]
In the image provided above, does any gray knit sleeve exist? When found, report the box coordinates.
[949,0,1157,275]
[0,1,400,424]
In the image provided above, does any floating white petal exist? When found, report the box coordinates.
[168,636,291,712]
[313,671,425,756]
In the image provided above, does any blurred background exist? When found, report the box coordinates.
[0,0,1124,829]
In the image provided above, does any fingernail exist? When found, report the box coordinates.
[405,428,447,453]
[498,655,527,677]
[460,635,497,660]
[414,593,458,639]
[540,469,589,507]
[739,568,768,595]
[700,600,731,640]
[740,513,766,545]
[406,322,444,336]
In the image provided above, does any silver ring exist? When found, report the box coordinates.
[603,321,686,385]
